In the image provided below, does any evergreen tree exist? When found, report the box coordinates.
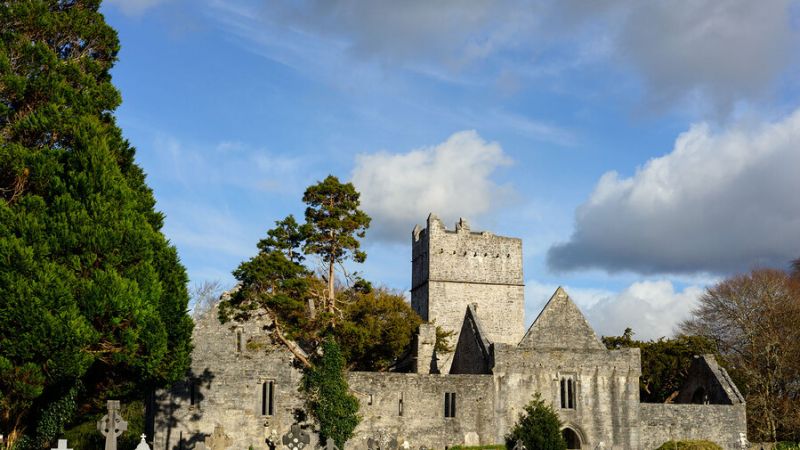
[0,1,192,446]
[506,393,567,450]
[602,328,717,403]
[302,175,371,316]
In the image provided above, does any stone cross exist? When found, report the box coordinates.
[513,440,526,450]
[51,439,73,450]
[282,424,310,450]
[97,400,127,450]
[135,434,151,450]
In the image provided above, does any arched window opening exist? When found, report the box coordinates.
[560,376,576,409]
[562,428,581,449]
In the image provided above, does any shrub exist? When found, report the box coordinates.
[505,393,566,450]
[655,440,723,450]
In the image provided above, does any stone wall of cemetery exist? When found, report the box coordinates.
[639,403,747,450]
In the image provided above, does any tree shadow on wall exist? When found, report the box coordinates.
[152,368,215,450]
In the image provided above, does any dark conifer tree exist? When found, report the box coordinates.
[0,1,192,446]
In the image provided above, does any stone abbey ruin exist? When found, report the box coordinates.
[154,214,747,450]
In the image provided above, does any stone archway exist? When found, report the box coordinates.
[562,427,581,450]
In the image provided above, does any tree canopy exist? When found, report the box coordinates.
[505,393,567,450]
[302,175,371,315]
[0,1,192,447]
[602,328,716,403]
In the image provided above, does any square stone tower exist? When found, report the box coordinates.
[411,214,525,372]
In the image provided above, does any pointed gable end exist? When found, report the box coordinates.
[450,304,494,374]
[519,287,605,351]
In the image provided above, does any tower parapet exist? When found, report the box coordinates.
[411,214,524,373]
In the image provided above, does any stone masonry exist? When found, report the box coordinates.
[153,214,747,450]
[411,214,524,372]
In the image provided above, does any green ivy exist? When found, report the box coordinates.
[303,339,360,448]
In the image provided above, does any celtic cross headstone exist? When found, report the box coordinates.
[97,400,127,450]
[282,424,310,450]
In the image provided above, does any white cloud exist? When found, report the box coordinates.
[526,279,704,341]
[351,130,513,242]
[586,280,703,341]
[106,0,169,16]
[548,108,800,275]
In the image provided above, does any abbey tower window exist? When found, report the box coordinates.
[261,380,275,416]
[560,376,576,409]
[444,392,457,418]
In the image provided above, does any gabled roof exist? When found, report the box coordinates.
[450,304,494,374]
[518,287,605,351]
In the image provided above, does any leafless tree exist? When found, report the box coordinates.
[680,269,800,442]
[190,280,224,320]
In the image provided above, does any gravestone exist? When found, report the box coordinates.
[513,440,526,450]
[205,425,232,450]
[367,435,397,450]
[282,424,310,450]
[321,437,340,450]
[97,400,127,450]
[135,434,151,450]
[51,440,72,450]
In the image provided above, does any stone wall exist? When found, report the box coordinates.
[639,404,747,450]
[153,308,311,450]
[411,214,524,372]
[347,372,497,450]
[493,345,642,450]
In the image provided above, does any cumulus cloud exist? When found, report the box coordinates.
[106,0,169,16]
[351,130,513,242]
[526,279,703,341]
[586,281,703,340]
[548,108,800,275]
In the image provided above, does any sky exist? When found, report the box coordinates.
[101,0,800,340]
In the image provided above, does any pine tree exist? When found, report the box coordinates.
[302,175,371,316]
[0,1,192,446]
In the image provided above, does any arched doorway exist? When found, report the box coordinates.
[562,427,581,449]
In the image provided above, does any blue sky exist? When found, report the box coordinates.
[102,0,800,340]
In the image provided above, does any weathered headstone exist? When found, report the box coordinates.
[367,435,397,450]
[205,425,232,450]
[513,440,526,450]
[97,400,127,450]
[282,424,310,450]
[135,434,151,450]
[51,439,72,450]
[321,437,340,450]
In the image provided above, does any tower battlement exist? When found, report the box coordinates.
[411,214,525,372]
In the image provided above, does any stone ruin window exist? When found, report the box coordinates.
[189,379,198,407]
[560,376,576,409]
[367,394,373,406]
[444,392,456,418]
[236,330,242,353]
[261,380,275,416]
[398,392,404,416]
